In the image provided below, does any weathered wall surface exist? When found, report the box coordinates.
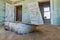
[6,0,51,25]
[5,3,15,22]
[50,0,60,26]
[22,3,31,23]
[0,0,5,26]
[22,1,44,25]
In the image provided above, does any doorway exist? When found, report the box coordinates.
[16,5,22,21]
[38,2,50,24]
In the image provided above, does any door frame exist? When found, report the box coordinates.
[38,1,51,24]
[15,5,22,21]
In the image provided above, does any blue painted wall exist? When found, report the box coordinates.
[22,2,44,25]
[50,0,60,26]
[22,3,31,23]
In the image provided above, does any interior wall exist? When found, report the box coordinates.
[50,0,60,26]
[22,3,31,23]
[13,0,49,25]
[5,3,15,22]
[8,0,49,25]
[6,0,60,26]
[7,0,50,25]
[0,0,5,26]
[22,2,44,25]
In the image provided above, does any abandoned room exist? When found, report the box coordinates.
[0,0,60,40]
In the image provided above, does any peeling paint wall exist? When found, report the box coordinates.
[22,3,31,23]
[22,1,44,25]
[5,3,15,22]
[0,0,5,26]
[50,0,60,26]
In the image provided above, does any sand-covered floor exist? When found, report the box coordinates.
[0,24,60,40]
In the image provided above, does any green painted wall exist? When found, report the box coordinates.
[0,0,5,26]
[50,0,60,26]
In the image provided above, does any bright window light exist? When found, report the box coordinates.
[44,7,50,19]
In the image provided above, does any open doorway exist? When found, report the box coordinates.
[16,5,22,21]
[38,1,50,24]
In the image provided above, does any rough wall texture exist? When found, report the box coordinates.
[5,3,15,22]
[50,0,60,26]
[22,2,44,25]
[22,3,31,23]
[0,0,5,26]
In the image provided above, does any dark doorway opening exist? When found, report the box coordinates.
[16,5,22,21]
[38,1,50,24]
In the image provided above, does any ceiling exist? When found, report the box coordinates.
[7,0,24,4]
[7,0,49,4]
[38,0,50,2]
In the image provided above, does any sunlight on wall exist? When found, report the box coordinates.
[44,7,50,19]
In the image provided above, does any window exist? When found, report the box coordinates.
[44,7,50,19]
